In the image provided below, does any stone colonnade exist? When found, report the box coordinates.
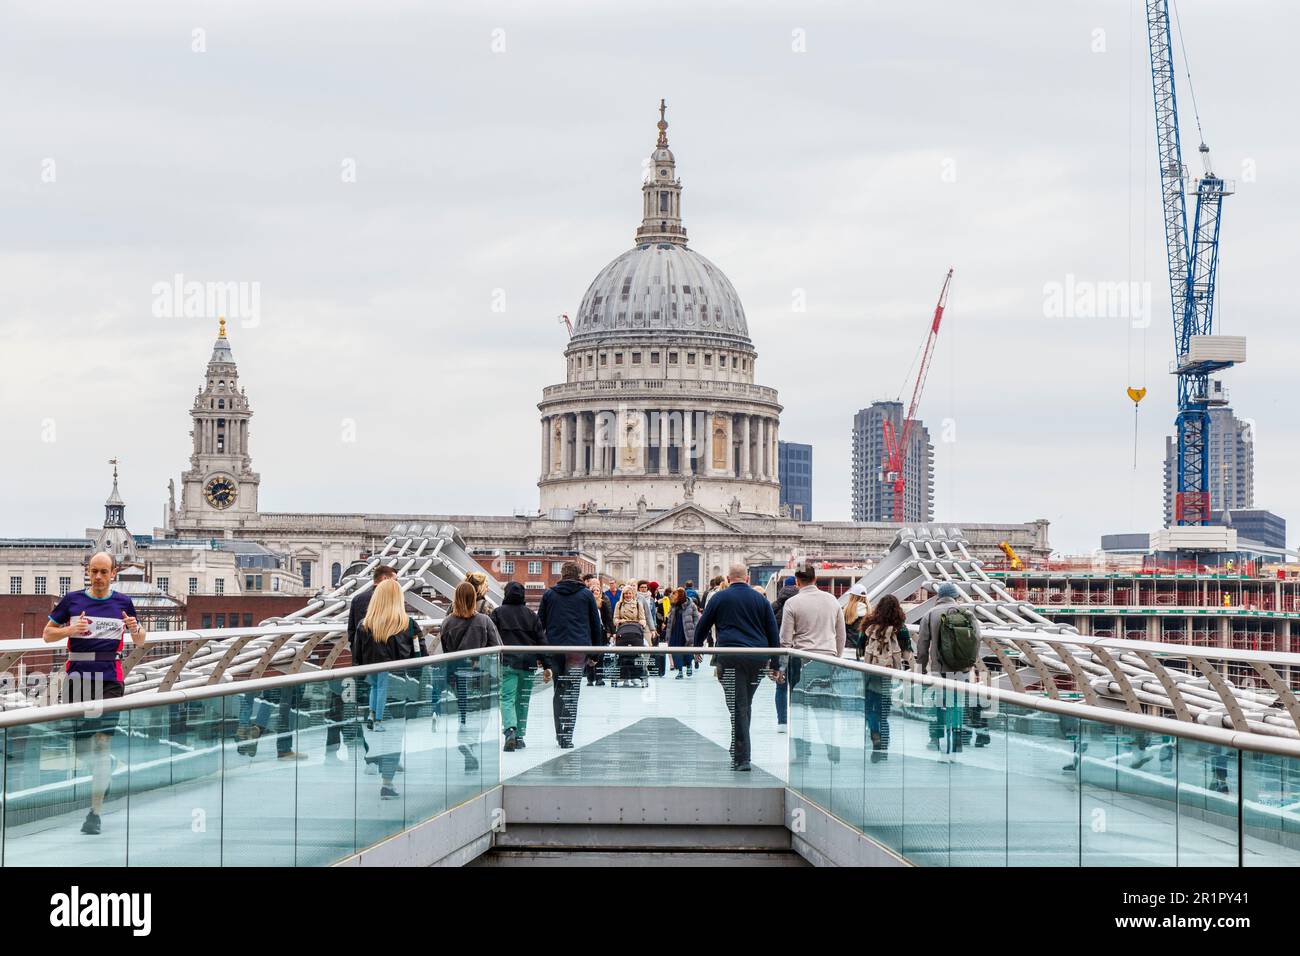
[540,408,779,480]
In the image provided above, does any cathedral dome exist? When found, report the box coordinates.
[568,243,750,347]
[566,99,750,349]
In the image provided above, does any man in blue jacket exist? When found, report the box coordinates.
[539,562,604,748]
[694,563,780,771]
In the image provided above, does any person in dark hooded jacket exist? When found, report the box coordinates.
[538,562,603,748]
[491,581,546,752]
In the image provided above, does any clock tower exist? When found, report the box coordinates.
[172,319,261,533]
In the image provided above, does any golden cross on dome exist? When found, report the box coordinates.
[218,316,227,338]
[656,98,668,148]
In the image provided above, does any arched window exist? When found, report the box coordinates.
[331,562,342,587]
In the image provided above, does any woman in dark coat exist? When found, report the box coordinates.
[666,587,700,678]
[353,577,421,799]
[583,574,614,686]
[440,580,503,772]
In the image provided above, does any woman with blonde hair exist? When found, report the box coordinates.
[844,592,869,659]
[465,572,491,613]
[613,582,649,686]
[354,578,421,799]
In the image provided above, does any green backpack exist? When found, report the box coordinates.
[936,608,979,672]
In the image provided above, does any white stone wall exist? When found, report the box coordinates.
[0,548,302,599]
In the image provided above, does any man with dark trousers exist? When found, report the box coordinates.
[694,563,780,771]
[538,562,603,748]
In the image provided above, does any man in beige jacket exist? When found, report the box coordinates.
[777,564,846,762]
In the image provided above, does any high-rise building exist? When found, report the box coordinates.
[851,401,933,523]
[1162,406,1253,526]
[777,441,812,521]
[1209,509,1286,551]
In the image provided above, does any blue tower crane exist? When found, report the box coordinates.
[1145,0,1241,526]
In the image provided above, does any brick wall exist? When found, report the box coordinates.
[185,595,312,629]
[0,594,59,641]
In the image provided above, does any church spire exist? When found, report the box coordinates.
[104,458,126,528]
[91,457,138,565]
[636,99,687,246]
[210,316,234,366]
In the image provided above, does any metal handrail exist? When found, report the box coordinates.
[978,629,1300,666]
[5,621,1292,667]
[4,644,1300,759]
[0,624,346,654]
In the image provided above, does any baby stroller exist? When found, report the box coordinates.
[613,622,649,687]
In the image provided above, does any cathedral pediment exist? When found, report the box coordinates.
[632,503,746,536]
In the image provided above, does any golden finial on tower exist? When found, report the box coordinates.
[218,316,227,338]
[656,98,669,148]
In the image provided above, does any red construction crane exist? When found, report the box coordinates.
[882,268,954,523]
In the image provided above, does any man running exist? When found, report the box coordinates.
[43,551,146,834]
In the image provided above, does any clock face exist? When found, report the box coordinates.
[204,476,238,510]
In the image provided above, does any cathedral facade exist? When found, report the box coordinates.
[162,106,1052,591]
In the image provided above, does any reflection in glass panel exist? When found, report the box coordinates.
[789,657,838,816]
[818,660,860,828]
[1,710,130,867]
[126,698,223,867]
[1080,718,1176,867]
[899,676,955,867]
[1242,749,1300,866]
[476,656,501,803]
[1176,737,1236,866]
[294,678,358,866]
[860,667,905,853]
[221,689,298,866]
[446,657,492,808]
[355,667,412,851]
[948,681,1006,866]
[401,663,446,831]
[1005,702,1079,866]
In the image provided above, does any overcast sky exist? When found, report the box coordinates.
[1,0,1294,554]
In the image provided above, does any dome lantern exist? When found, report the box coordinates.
[636,99,687,247]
